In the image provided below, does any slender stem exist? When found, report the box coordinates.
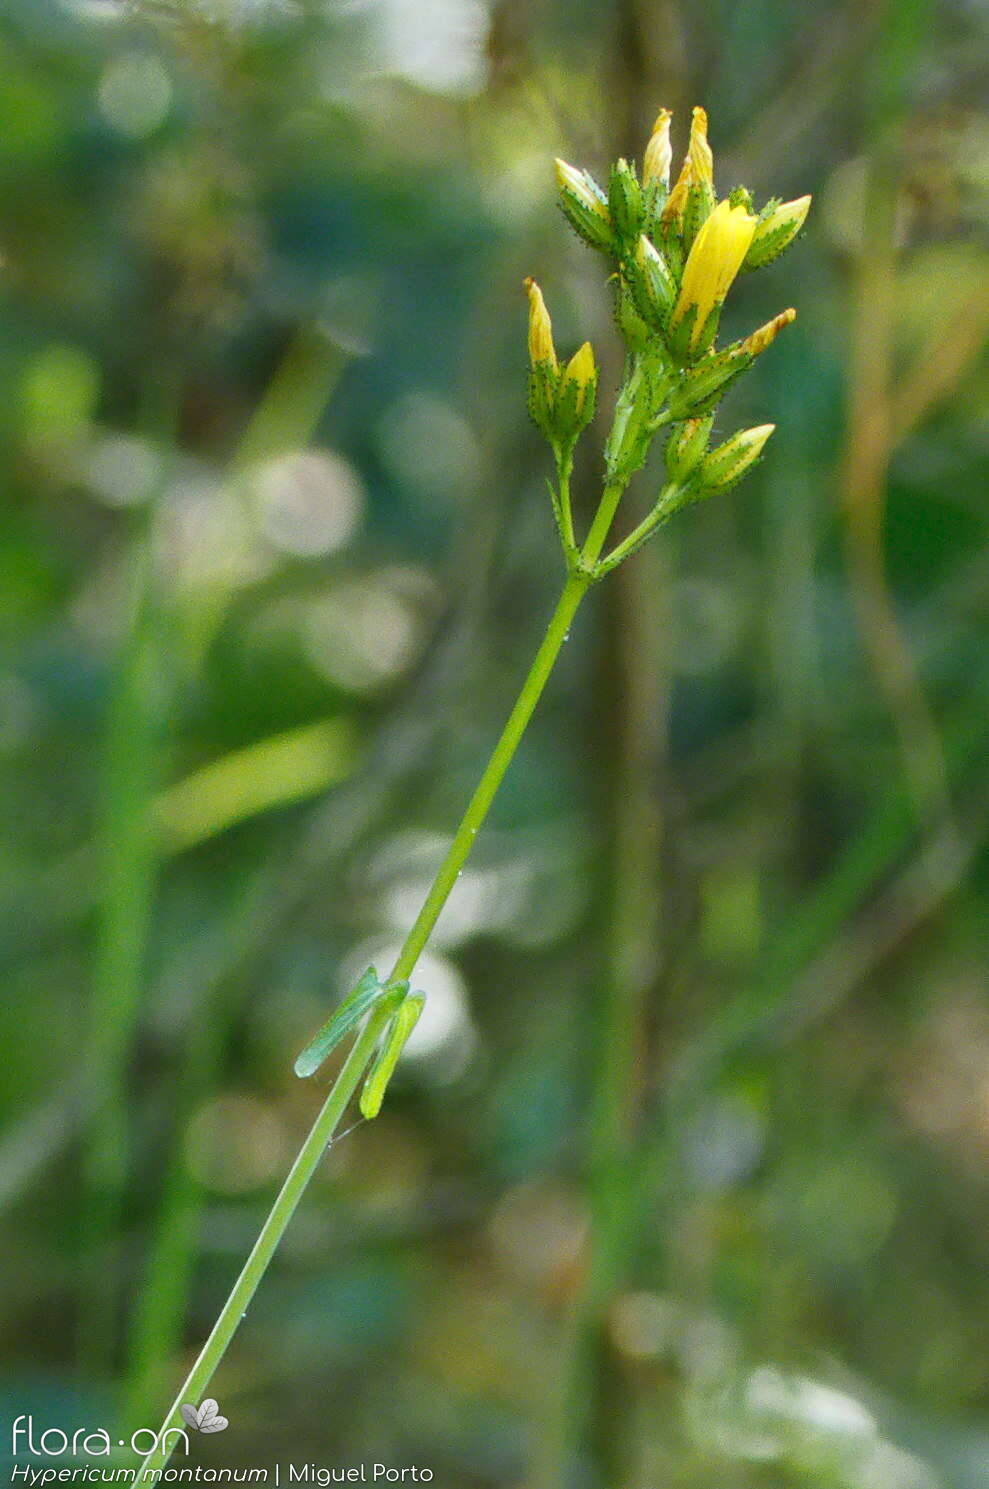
[140,566,594,1472]
[556,446,576,554]
[595,485,679,577]
[138,1000,394,1480]
[581,478,628,570]
[389,567,589,984]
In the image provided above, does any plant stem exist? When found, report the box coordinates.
[387,567,590,983]
[595,484,677,577]
[581,479,628,570]
[137,999,394,1479]
[141,559,608,1473]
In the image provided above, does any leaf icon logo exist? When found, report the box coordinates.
[180,1400,229,1433]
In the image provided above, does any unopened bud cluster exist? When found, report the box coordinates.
[524,277,598,448]
[525,106,809,572]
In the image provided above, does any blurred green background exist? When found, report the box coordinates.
[2,0,988,1486]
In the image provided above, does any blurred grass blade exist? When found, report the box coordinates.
[155,719,358,853]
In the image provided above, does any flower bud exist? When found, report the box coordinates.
[740,307,796,356]
[700,423,774,493]
[743,195,811,271]
[608,157,643,244]
[524,277,557,369]
[524,277,561,439]
[555,158,614,253]
[668,199,756,361]
[682,107,716,249]
[629,234,676,329]
[642,108,672,188]
[666,307,795,419]
[555,341,597,438]
[665,416,713,481]
[661,154,692,233]
[687,105,714,186]
[668,346,752,418]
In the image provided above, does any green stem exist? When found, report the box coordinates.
[140,565,597,1472]
[138,1000,394,1480]
[595,482,679,577]
[581,479,628,570]
[389,567,590,983]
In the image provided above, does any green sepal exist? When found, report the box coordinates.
[641,178,669,237]
[554,365,597,441]
[665,302,700,364]
[664,415,713,481]
[557,172,615,254]
[742,197,805,271]
[360,990,426,1119]
[527,360,561,440]
[294,969,407,1078]
[629,236,676,331]
[699,430,772,494]
[666,301,721,367]
[691,303,722,360]
[614,276,652,353]
[682,180,715,253]
[667,346,753,418]
[659,223,684,281]
[608,158,643,246]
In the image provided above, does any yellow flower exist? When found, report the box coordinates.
[687,106,713,185]
[642,108,672,187]
[524,277,557,369]
[671,199,757,351]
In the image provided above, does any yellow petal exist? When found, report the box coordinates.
[672,200,757,348]
[643,108,672,187]
[524,277,557,369]
[687,106,713,186]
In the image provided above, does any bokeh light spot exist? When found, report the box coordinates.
[98,53,172,139]
[252,449,363,558]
